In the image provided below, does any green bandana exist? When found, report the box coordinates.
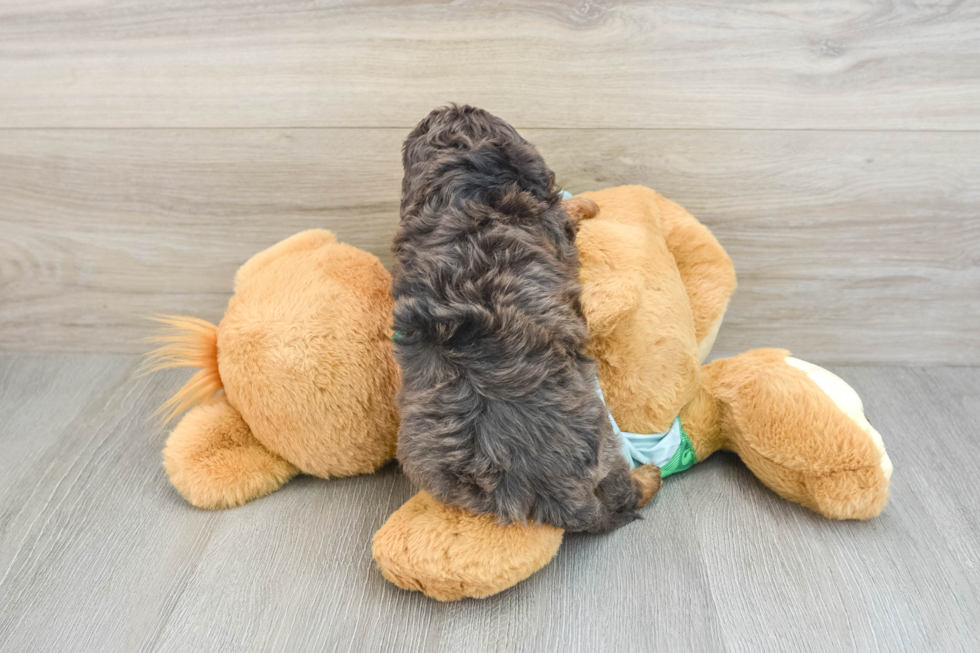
[657,422,698,477]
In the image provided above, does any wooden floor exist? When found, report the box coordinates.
[0,353,978,652]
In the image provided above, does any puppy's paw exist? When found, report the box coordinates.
[631,464,662,508]
[563,196,600,226]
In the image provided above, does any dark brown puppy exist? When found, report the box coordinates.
[391,105,659,533]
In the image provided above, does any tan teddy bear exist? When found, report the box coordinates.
[147,230,399,509]
[148,186,891,602]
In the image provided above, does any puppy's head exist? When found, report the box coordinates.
[401,105,556,212]
[399,105,587,273]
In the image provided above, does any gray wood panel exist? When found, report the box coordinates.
[1,354,978,652]
[684,365,980,652]
[2,128,977,363]
[1,0,978,130]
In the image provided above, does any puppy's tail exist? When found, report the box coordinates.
[142,315,223,425]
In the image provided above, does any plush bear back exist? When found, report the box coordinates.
[217,230,400,477]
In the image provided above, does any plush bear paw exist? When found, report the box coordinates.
[372,492,563,601]
[631,464,663,508]
[163,400,298,509]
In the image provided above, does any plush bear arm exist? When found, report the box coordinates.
[373,492,564,600]
[575,219,646,336]
[579,271,643,336]
[163,399,298,509]
[656,196,736,361]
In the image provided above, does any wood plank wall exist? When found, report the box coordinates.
[1,0,978,363]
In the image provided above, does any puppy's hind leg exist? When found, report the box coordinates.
[586,468,642,533]
[585,447,660,533]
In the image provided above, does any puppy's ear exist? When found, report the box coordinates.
[563,197,600,228]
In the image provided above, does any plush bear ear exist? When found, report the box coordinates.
[234,229,337,292]
[563,196,600,227]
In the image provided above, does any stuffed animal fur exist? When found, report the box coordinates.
[147,230,399,508]
[148,186,891,600]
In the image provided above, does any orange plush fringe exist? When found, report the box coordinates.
[142,315,223,425]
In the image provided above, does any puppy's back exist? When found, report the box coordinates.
[392,106,644,533]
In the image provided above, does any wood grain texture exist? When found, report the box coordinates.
[2,128,977,363]
[1,354,978,652]
[1,0,979,130]
[684,364,980,652]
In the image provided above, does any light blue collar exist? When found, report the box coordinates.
[595,380,698,478]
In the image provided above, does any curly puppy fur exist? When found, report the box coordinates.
[391,105,655,533]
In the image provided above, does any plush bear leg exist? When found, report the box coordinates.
[681,349,891,520]
[372,492,564,601]
[163,398,298,509]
